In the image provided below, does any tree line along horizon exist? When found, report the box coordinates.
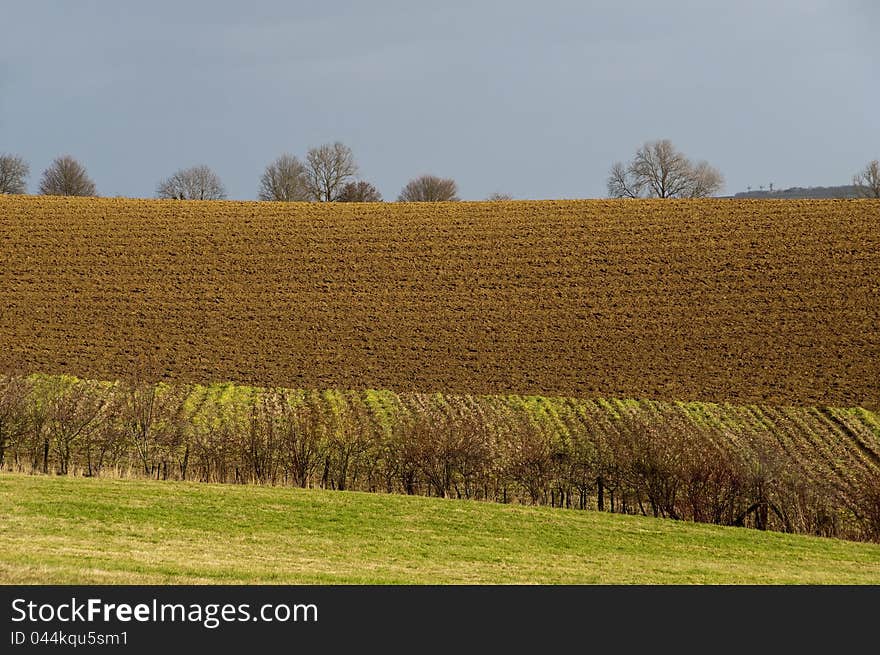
[1,139,878,201]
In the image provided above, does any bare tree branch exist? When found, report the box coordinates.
[853,159,880,198]
[606,161,640,199]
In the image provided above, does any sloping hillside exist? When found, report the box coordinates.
[2,474,878,584]
[2,375,878,541]
[1,197,878,408]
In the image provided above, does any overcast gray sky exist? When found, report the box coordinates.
[1,0,877,200]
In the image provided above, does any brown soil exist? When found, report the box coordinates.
[1,196,877,408]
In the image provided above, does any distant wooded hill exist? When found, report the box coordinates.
[732,185,861,199]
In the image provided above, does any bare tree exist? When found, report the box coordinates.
[486,192,513,201]
[337,180,382,202]
[304,142,358,201]
[607,139,724,198]
[629,140,693,198]
[277,394,326,487]
[157,165,226,200]
[0,154,29,194]
[259,154,311,201]
[117,379,188,478]
[398,174,460,202]
[689,160,726,198]
[606,161,640,199]
[45,378,110,475]
[853,159,880,198]
[323,402,370,491]
[39,155,97,196]
[504,418,552,504]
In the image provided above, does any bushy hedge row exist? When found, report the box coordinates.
[1,375,878,541]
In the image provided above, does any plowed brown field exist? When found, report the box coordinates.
[1,196,877,407]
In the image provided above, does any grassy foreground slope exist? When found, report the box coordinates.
[1,474,878,584]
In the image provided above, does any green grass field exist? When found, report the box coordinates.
[1,473,879,584]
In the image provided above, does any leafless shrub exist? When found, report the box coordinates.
[277,392,326,488]
[503,414,552,505]
[337,180,382,202]
[43,378,111,475]
[0,375,31,469]
[398,175,459,202]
